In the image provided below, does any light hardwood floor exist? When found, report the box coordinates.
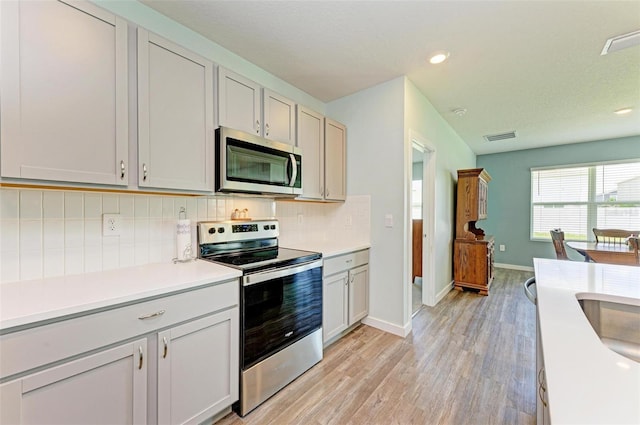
[216,268,536,425]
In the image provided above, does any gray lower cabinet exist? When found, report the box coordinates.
[156,309,238,425]
[0,339,148,424]
[322,249,369,344]
[0,280,239,425]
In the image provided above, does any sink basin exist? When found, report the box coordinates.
[579,298,640,363]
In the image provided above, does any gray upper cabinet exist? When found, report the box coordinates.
[296,106,325,200]
[0,0,129,185]
[324,118,347,201]
[296,111,347,202]
[218,67,296,145]
[137,29,214,192]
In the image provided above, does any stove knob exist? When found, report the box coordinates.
[270,225,276,230]
[218,227,225,234]
[264,225,269,230]
[208,228,216,234]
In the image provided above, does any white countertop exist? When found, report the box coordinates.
[533,258,640,425]
[282,241,370,259]
[0,260,241,331]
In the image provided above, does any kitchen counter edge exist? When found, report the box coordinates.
[0,260,242,332]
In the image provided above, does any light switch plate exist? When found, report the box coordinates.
[385,214,393,228]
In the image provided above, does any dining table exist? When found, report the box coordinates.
[566,241,638,266]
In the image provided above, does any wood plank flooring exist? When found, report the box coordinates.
[215,268,536,425]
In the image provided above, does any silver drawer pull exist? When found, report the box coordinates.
[138,310,165,320]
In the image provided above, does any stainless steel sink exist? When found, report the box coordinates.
[578,298,640,363]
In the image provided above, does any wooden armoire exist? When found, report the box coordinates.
[453,168,495,295]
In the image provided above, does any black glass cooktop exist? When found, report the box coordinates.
[202,247,321,274]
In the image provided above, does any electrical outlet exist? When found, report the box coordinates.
[499,244,506,252]
[346,215,353,226]
[103,213,122,236]
[297,213,304,224]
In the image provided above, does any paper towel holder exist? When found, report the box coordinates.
[173,207,196,264]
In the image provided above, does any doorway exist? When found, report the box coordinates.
[407,131,436,322]
[411,147,424,315]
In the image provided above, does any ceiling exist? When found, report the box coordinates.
[140,0,640,155]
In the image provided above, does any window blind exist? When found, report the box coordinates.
[531,160,640,241]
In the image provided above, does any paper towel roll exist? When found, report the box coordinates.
[176,219,192,261]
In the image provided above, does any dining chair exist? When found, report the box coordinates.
[628,236,639,265]
[592,228,640,245]
[550,229,569,260]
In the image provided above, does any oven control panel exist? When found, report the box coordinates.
[197,220,278,244]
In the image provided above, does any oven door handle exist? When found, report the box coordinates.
[243,259,322,286]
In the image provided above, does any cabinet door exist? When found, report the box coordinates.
[324,118,347,201]
[0,339,147,425]
[348,264,369,325]
[157,308,239,425]
[323,271,349,343]
[218,67,261,135]
[0,0,128,185]
[296,106,325,200]
[263,89,295,145]
[137,29,214,191]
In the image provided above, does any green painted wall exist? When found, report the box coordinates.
[477,136,640,268]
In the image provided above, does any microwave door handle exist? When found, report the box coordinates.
[288,154,298,187]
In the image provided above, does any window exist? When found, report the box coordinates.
[531,160,640,241]
[412,180,422,219]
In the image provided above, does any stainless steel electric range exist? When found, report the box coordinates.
[197,219,323,416]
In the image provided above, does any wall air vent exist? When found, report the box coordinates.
[601,30,640,55]
[483,131,517,142]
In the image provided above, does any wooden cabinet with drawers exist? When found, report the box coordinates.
[454,168,494,295]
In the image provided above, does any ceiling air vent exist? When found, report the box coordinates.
[601,30,640,55]
[483,131,517,142]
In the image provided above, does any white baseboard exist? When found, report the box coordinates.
[435,281,454,304]
[495,263,534,272]
[361,316,412,338]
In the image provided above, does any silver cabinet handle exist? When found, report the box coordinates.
[344,277,348,286]
[142,163,148,181]
[138,346,144,370]
[162,336,168,359]
[265,123,270,136]
[138,310,165,320]
[320,186,324,197]
[256,120,260,134]
[120,160,125,180]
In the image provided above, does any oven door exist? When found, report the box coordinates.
[216,126,302,195]
[241,259,322,370]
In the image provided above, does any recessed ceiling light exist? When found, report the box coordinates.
[615,107,633,115]
[429,51,450,64]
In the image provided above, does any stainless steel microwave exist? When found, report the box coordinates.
[215,126,302,196]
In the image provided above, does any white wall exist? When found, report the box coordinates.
[325,77,476,334]
[404,78,476,299]
[327,77,407,330]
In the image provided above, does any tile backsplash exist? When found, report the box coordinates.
[0,188,371,283]
[275,195,371,247]
[0,188,274,282]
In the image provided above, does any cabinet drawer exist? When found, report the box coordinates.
[323,249,369,277]
[0,279,239,381]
